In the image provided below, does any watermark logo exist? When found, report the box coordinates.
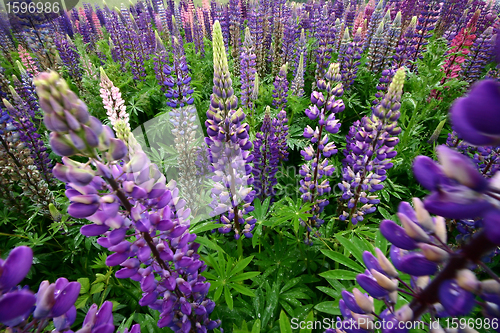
[131,106,251,223]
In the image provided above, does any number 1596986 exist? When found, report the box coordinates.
[5,1,60,14]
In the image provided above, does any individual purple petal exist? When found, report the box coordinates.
[439,279,475,316]
[341,290,365,314]
[80,224,109,237]
[436,145,489,192]
[483,209,500,244]
[397,252,438,276]
[51,281,81,317]
[450,80,500,145]
[53,305,77,331]
[0,246,33,291]
[68,202,100,218]
[423,192,494,220]
[412,156,445,191]
[356,273,389,299]
[50,133,76,156]
[0,290,36,324]
[380,220,418,250]
[362,251,383,272]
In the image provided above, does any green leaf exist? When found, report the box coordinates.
[335,233,364,263]
[279,310,293,333]
[280,277,301,293]
[78,278,90,294]
[375,229,388,253]
[314,301,340,315]
[190,221,220,234]
[229,271,261,282]
[214,286,223,301]
[197,238,225,254]
[320,269,359,280]
[224,285,233,310]
[321,250,364,272]
[230,283,256,297]
[75,295,89,309]
[316,286,340,299]
[230,255,254,277]
[299,311,315,333]
[378,207,392,220]
[251,319,261,333]
[90,283,104,295]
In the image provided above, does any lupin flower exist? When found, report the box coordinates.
[100,68,130,134]
[393,16,417,69]
[272,63,289,111]
[3,89,53,184]
[314,9,337,81]
[54,34,82,86]
[436,10,479,95]
[300,63,345,243]
[339,68,405,225]
[366,21,386,73]
[162,36,194,108]
[17,44,39,78]
[450,79,500,146]
[252,107,280,201]
[0,246,119,333]
[35,71,220,332]
[329,173,500,332]
[293,28,307,77]
[408,0,441,71]
[364,0,384,49]
[338,28,363,90]
[461,26,496,84]
[240,27,257,112]
[291,53,305,97]
[205,21,256,239]
[168,104,206,215]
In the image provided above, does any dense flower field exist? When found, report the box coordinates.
[1,0,500,331]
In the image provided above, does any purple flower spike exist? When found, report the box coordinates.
[0,246,33,292]
[439,280,475,316]
[451,80,500,146]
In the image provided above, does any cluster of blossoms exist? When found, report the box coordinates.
[204,21,256,239]
[339,67,405,225]
[99,68,130,134]
[272,63,289,112]
[252,107,280,202]
[326,71,500,333]
[0,246,137,333]
[240,27,257,112]
[162,36,195,109]
[300,63,345,243]
[34,71,220,333]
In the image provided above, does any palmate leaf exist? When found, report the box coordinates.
[202,252,260,310]
[272,197,313,233]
